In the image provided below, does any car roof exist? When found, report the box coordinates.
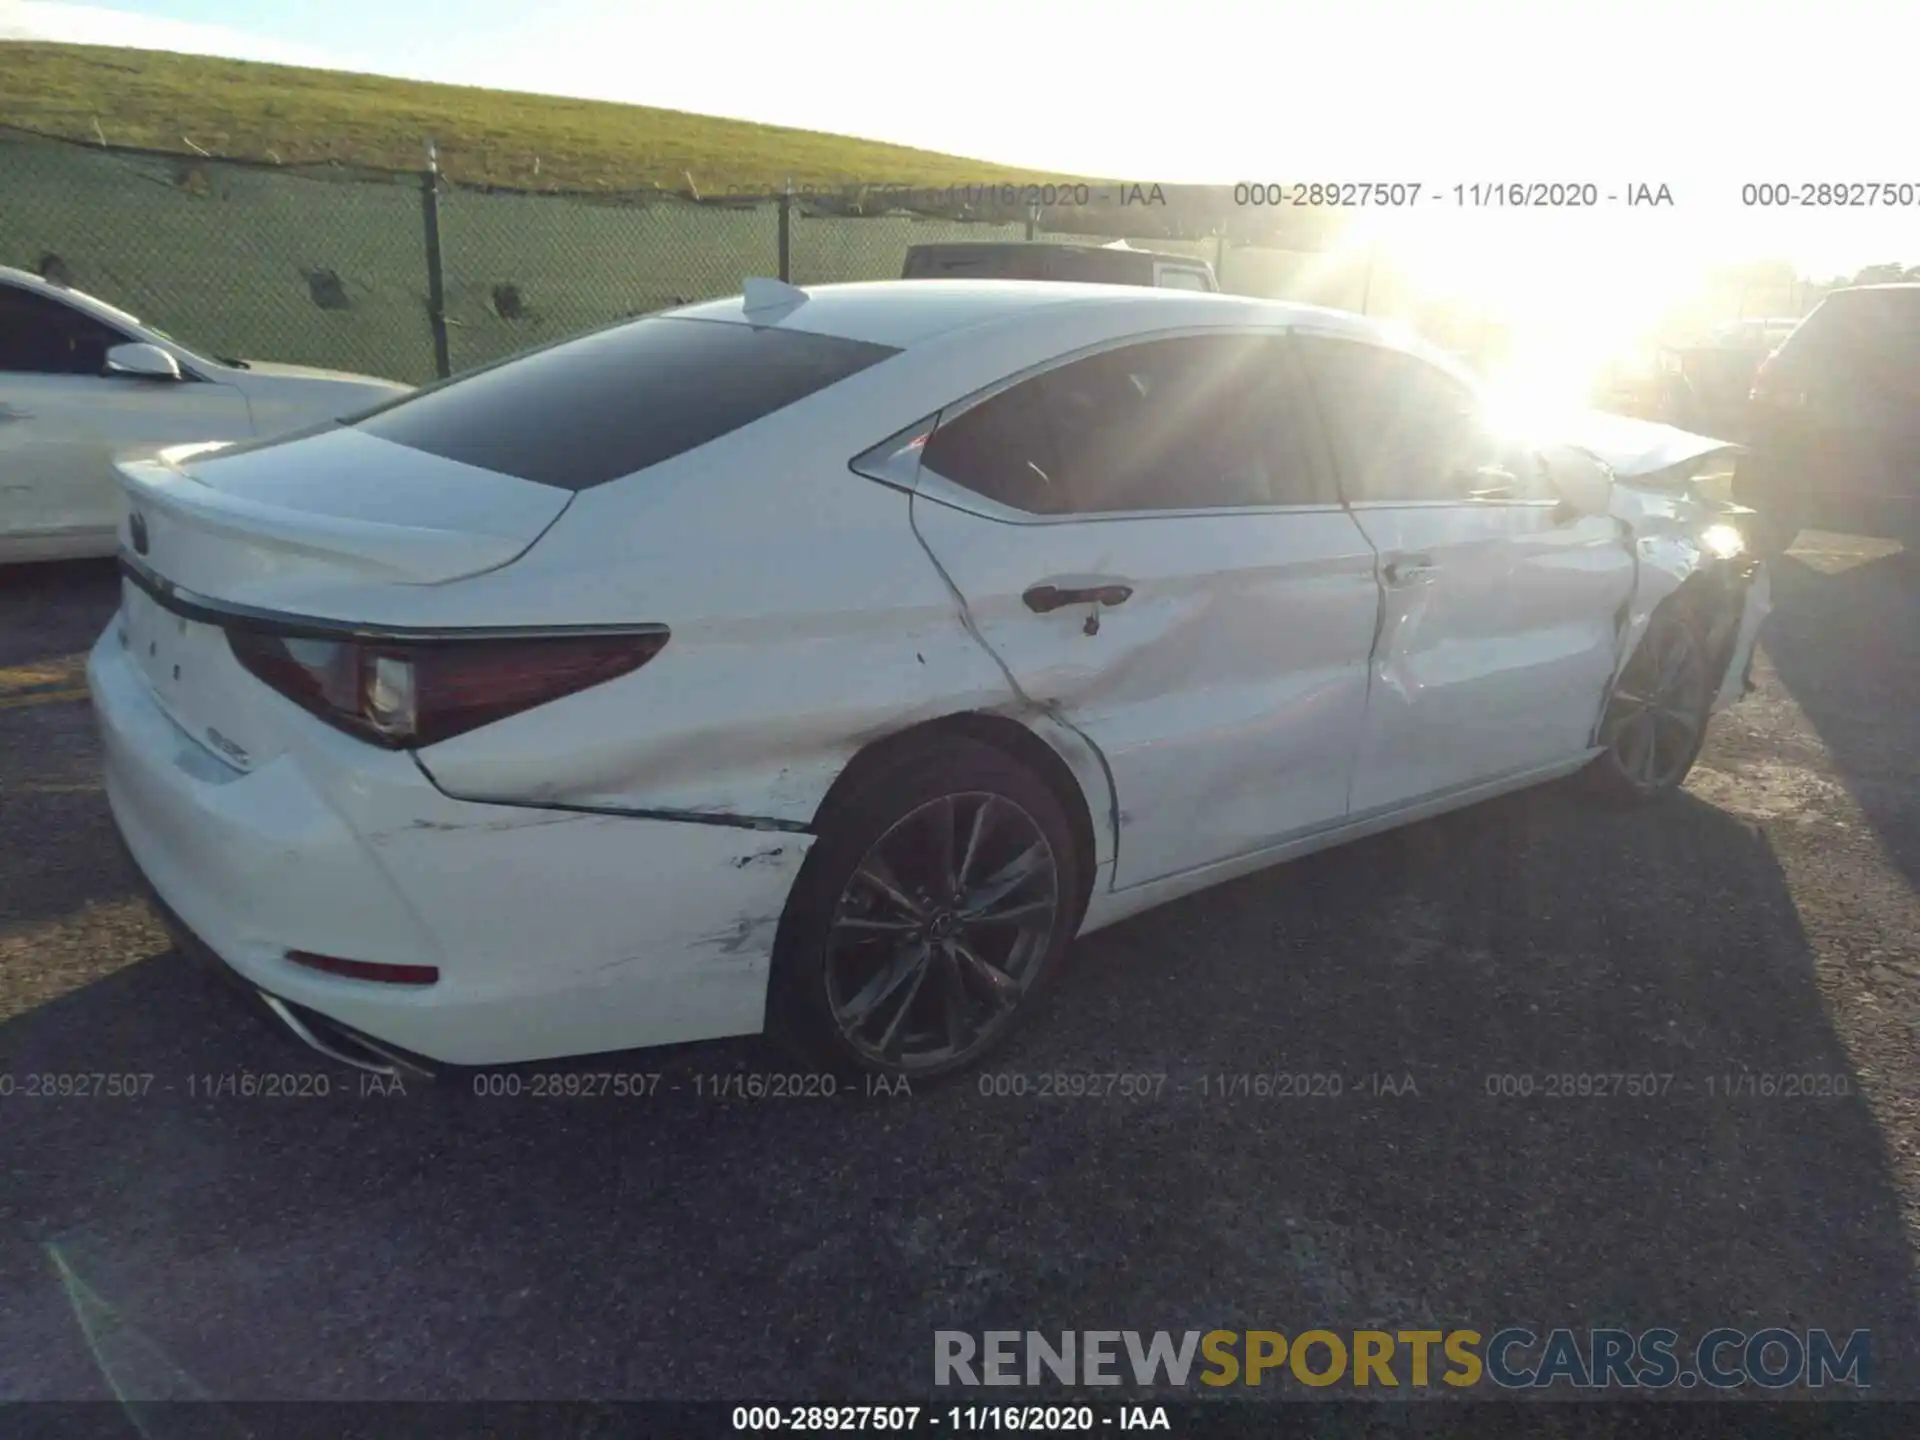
[665,278,1443,364]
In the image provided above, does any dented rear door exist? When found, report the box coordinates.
[908,332,1380,890]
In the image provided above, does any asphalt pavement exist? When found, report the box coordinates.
[3,542,1919,1406]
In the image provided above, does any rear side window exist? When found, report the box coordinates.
[355,317,897,490]
[921,334,1332,515]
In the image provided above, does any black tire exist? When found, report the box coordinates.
[1582,604,1716,805]
[766,734,1086,1082]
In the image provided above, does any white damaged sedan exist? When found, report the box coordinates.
[88,279,1770,1081]
[0,266,409,563]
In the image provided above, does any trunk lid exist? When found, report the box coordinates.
[112,425,572,774]
[116,425,572,599]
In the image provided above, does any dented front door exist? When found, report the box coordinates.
[1341,499,1634,814]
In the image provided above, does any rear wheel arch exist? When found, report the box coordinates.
[809,711,1101,921]
[768,714,1100,1077]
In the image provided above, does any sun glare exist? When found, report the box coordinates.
[1343,206,1715,433]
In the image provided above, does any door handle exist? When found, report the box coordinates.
[1022,582,1134,614]
[1382,555,1435,587]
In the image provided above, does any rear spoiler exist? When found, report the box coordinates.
[116,442,540,583]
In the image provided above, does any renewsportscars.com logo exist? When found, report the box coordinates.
[934,1328,1872,1391]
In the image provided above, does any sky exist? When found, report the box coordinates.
[7,0,1920,402]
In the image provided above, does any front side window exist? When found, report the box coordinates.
[920,334,1329,516]
[0,286,126,376]
[1293,336,1501,503]
[355,317,899,491]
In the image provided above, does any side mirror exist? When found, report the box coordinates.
[1538,445,1614,517]
[104,342,183,381]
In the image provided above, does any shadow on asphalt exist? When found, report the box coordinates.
[0,563,128,934]
[1763,548,1920,897]
[0,559,119,671]
[5,760,1916,1399]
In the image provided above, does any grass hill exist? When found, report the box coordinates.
[0,41,1064,192]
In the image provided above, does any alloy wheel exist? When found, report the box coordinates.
[823,791,1060,1073]
[1603,619,1710,793]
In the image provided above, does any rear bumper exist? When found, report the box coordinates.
[115,827,438,1075]
[89,624,815,1066]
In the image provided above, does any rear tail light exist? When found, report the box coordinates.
[287,951,440,986]
[227,627,668,748]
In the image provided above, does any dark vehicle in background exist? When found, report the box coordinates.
[902,241,1218,292]
[1594,320,1800,436]
[1737,285,1920,553]
[1668,318,1800,432]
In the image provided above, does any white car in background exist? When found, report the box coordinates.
[0,265,410,563]
[90,279,1769,1083]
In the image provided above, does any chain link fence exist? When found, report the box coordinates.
[0,124,440,380]
[0,123,1824,393]
[2,124,1364,387]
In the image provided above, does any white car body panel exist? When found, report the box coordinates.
[911,492,1379,888]
[90,629,809,1064]
[0,267,409,563]
[87,280,1771,1069]
[1342,501,1635,814]
[1553,417,1772,721]
[119,428,569,592]
[1,370,249,561]
[1077,752,1595,937]
[411,468,1029,831]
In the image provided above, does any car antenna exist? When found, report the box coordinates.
[742,277,808,318]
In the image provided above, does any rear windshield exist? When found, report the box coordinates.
[354,317,898,490]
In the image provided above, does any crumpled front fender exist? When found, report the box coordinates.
[1600,486,1769,739]
[1538,410,1770,743]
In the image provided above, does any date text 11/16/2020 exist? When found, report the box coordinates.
[1231,182,1673,207]
[710,180,1676,209]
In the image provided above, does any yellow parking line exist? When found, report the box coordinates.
[0,686,90,712]
[0,656,86,690]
